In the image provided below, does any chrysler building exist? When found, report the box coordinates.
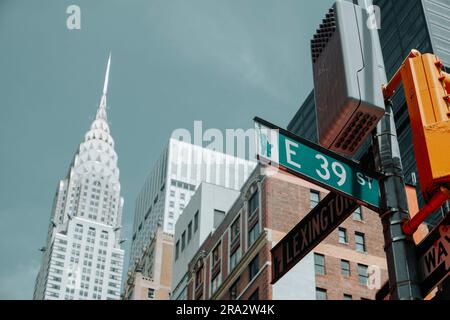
[33,55,124,300]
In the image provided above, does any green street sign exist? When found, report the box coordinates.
[254,117,381,210]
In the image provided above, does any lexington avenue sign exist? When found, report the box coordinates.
[254,117,381,211]
[271,191,359,283]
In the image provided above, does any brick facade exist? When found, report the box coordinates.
[186,165,389,300]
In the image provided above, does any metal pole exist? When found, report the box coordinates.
[355,0,422,300]
[373,101,422,300]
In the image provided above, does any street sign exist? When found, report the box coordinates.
[254,117,382,211]
[416,214,450,296]
[271,191,359,284]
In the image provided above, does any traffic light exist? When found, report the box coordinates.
[401,53,450,201]
[311,0,385,156]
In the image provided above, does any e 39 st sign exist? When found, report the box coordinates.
[254,118,381,210]
[254,117,381,283]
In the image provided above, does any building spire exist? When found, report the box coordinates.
[103,52,111,95]
[96,53,111,121]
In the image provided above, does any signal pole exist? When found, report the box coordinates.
[356,0,422,299]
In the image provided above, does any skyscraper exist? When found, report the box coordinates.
[125,139,256,299]
[288,0,450,226]
[33,55,125,300]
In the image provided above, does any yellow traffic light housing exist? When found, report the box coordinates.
[401,53,450,201]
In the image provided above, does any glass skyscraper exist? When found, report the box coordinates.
[288,0,450,226]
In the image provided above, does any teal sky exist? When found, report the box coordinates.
[0,0,333,299]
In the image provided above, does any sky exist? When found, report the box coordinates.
[0,0,333,299]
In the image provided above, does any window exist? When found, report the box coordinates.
[353,206,363,221]
[230,217,240,243]
[181,231,186,251]
[147,288,155,299]
[195,266,203,289]
[187,222,192,243]
[338,227,348,244]
[314,253,326,275]
[175,241,180,260]
[180,193,185,200]
[357,264,368,285]
[229,280,238,300]
[310,190,320,208]
[248,190,259,217]
[246,221,260,248]
[248,288,259,301]
[341,260,351,277]
[230,248,241,271]
[194,211,199,232]
[355,232,366,252]
[344,294,352,300]
[214,209,225,228]
[212,243,221,267]
[316,287,327,300]
[211,273,222,294]
[248,255,259,281]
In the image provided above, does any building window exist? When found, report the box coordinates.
[212,243,221,267]
[341,260,351,277]
[194,211,199,232]
[314,253,326,275]
[214,209,225,229]
[344,294,352,300]
[229,280,239,300]
[248,254,259,281]
[230,247,241,271]
[338,227,348,244]
[181,231,186,251]
[316,287,327,300]
[187,221,192,243]
[248,222,260,247]
[230,217,240,243]
[195,266,203,289]
[175,241,180,261]
[353,206,363,221]
[310,190,320,208]
[248,190,259,217]
[357,264,368,285]
[211,273,222,295]
[355,232,366,253]
[248,288,259,301]
[147,288,155,299]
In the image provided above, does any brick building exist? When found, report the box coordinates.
[185,165,389,300]
[123,228,173,300]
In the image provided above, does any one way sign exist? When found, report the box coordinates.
[416,214,450,296]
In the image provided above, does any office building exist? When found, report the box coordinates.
[125,139,256,299]
[171,182,240,300]
[33,55,125,300]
